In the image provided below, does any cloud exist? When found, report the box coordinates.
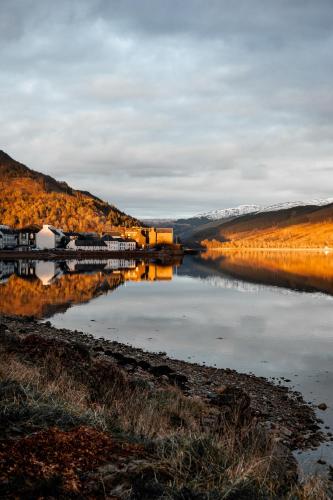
[1,0,333,217]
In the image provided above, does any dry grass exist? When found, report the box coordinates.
[0,345,204,439]
[0,354,89,410]
[287,476,331,500]
[0,341,331,499]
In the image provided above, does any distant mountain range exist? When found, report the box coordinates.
[145,199,333,248]
[0,150,139,232]
[197,199,333,220]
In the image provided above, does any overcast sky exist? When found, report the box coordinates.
[1,1,333,218]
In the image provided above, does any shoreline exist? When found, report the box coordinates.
[0,248,185,261]
[1,313,332,497]
[202,247,333,253]
[0,313,327,452]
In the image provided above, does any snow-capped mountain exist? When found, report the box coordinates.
[196,204,261,220]
[197,199,333,221]
[259,199,333,213]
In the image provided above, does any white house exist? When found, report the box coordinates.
[102,235,136,251]
[101,235,120,251]
[0,225,17,249]
[118,238,136,251]
[67,236,137,252]
[36,224,66,250]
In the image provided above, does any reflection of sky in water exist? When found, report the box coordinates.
[50,264,333,472]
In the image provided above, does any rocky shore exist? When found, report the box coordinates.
[0,314,326,451]
[0,314,332,498]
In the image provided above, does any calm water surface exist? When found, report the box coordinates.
[1,252,333,472]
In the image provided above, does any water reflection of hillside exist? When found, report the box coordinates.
[0,259,175,318]
[198,250,333,296]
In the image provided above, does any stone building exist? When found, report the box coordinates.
[106,226,174,249]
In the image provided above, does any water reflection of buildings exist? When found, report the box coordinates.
[0,259,176,318]
[1,259,174,286]
[0,261,16,283]
[66,260,174,282]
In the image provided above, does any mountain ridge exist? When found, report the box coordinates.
[0,150,140,231]
[197,199,333,221]
[145,199,333,248]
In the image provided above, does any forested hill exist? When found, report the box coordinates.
[0,150,140,232]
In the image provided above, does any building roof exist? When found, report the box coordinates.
[106,231,122,237]
[40,225,64,236]
[64,231,82,237]
[74,239,107,247]
[0,227,16,235]
[101,235,117,241]
[17,225,40,233]
[156,228,173,233]
[48,227,62,236]
[80,232,98,237]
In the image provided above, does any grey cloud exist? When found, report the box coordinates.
[1,0,333,217]
[241,165,268,181]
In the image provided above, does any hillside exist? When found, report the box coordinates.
[0,150,140,232]
[198,203,333,249]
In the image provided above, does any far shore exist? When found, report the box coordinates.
[0,247,186,261]
[203,246,333,253]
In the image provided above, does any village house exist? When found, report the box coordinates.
[67,238,108,251]
[0,223,174,252]
[101,235,136,251]
[0,225,17,250]
[106,226,174,249]
[67,236,137,252]
[16,226,40,248]
[36,224,66,250]
[117,238,136,251]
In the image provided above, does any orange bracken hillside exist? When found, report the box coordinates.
[0,150,140,232]
[200,203,333,249]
